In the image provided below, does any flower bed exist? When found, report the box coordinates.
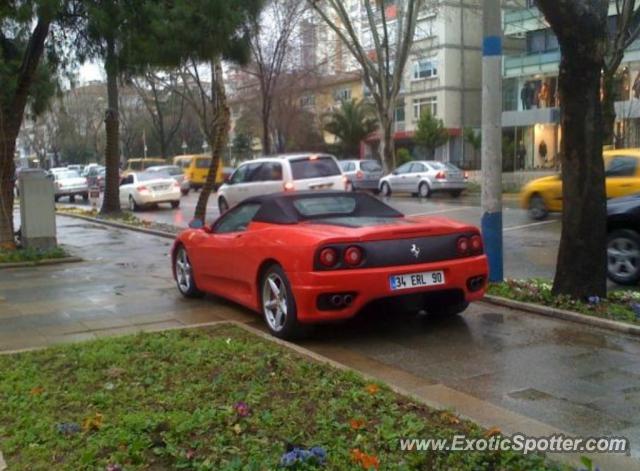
[488,278,640,325]
[0,246,68,264]
[0,325,567,470]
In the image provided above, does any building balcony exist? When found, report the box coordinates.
[503,7,546,36]
[503,50,560,78]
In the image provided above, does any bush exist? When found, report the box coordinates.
[396,148,412,166]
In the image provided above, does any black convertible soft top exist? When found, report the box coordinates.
[247,191,404,224]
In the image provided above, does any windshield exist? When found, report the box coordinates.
[195,158,211,169]
[291,156,341,180]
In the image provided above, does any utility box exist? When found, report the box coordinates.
[19,169,57,250]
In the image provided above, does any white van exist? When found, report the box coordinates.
[216,153,346,212]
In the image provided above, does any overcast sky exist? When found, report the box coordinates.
[79,62,104,83]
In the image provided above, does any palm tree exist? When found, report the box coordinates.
[323,99,378,158]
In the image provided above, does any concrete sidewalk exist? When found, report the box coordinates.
[0,216,259,351]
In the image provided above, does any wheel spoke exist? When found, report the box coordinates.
[268,278,280,297]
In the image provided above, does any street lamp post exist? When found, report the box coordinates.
[181,140,188,155]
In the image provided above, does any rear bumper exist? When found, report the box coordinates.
[55,187,88,196]
[288,255,488,323]
[430,181,467,191]
[137,189,181,204]
[353,179,380,190]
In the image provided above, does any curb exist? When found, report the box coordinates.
[483,294,640,336]
[0,256,83,270]
[57,212,176,239]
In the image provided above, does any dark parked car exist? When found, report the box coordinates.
[607,194,640,285]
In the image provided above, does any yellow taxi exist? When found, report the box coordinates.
[521,149,640,219]
[173,154,226,191]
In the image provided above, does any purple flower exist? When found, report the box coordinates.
[56,423,81,435]
[234,401,251,417]
[587,296,601,305]
[106,464,123,471]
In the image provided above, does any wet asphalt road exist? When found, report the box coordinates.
[61,190,561,280]
[1,215,639,465]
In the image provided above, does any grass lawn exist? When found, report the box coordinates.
[0,246,68,264]
[488,278,640,325]
[0,325,567,470]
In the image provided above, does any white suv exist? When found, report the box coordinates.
[217,153,346,212]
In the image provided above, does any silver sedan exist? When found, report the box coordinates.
[379,161,468,198]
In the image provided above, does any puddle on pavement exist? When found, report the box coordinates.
[553,327,620,350]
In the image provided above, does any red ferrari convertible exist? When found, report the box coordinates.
[172,191,488,339]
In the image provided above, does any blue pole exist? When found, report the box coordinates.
[481,4,504,282]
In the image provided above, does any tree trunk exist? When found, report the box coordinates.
[100,38,122,215]
[0,132,18,249]
[193,59,230,223]
[262,101,271,155]
[602,70,617,147]
[378,112,395,173]
[552,35,608,298]
[0,18,52,249]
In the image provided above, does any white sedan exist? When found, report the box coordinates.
[119,172,181,211]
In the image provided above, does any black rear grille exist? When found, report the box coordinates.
[314,232,480,271]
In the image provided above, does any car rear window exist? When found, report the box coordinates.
[55,171,80,179]
[290,156,341,180]
[137,172,169,181]
[361,161,382,172]
[293,196,357,217]
[196,158,211,169]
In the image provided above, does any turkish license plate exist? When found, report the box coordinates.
[389,271,445,291]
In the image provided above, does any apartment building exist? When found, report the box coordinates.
[299,1,484,167]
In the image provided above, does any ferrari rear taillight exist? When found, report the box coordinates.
[319,248,338,267]
[283,181,295,191]
[470,234,483,254]
[456,236,470,256]
[344,246,364,266]
[356,171,364,180]
[137,185,149,192]
[436,171,446,180]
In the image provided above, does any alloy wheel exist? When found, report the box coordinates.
[262,273,288,332]
[175,248,193,294]
[608,237,640,282]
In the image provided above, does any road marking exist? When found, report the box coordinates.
[408,206,476,216]
[503,220,558,232]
